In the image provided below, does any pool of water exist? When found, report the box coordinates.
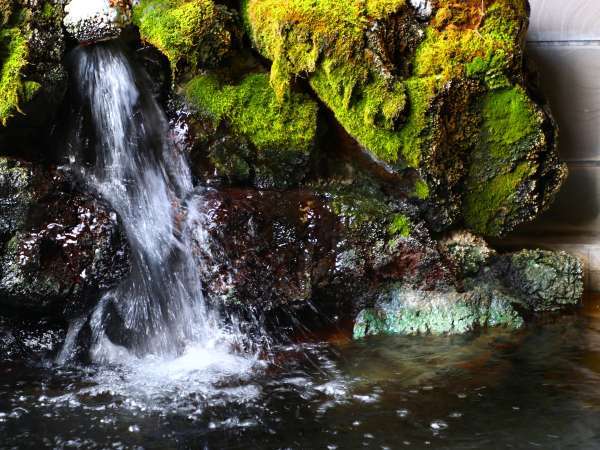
[2,297,600,449]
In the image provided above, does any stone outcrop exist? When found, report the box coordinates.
[0,158,129,313]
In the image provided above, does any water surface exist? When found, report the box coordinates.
[1,297,600,449]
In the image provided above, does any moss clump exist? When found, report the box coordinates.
[0,23,38,126]
[132,0,232,72]
[186,73,317,154]
[411,179,429,200]
[463,86,542,235]
[244,0,529,169]
[388,214,411,237]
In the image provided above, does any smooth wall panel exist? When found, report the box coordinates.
[528,0,600,42]
[527,43,600,162]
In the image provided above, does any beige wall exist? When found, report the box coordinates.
[503,0,600,290]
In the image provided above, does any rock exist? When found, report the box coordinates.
[242,0,566,236]
[0,1,68,151]
[0,158,129,313]
[353,286,524,339]
[185,72,319,189]
[190,183,452,311]
[132,0,235,72]
[439,230,495,279]
[497,249,584,312]
[64,0,132,43]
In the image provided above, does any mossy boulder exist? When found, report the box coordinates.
[496,249,584,312]
[185,72,319,188]
[354,286,524,338]
[242,0,566,236]
[132,0,235,73]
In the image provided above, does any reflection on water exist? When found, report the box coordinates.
[2,297,600,449]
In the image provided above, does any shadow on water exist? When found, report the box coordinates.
[1,297,600,449]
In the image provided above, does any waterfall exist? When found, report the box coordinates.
[60,41,247,368]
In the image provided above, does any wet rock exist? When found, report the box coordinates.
[353,286,523,338]
[495,249,584,312]
[64,0,132,43]
[192,183,452,311]
[242,0,566,237]
[0,159,129,313]
[439,230,495,279]
[0,1,68,151]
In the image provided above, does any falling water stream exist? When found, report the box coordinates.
[55,41,260,398]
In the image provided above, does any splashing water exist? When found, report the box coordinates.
[60,41,259,398]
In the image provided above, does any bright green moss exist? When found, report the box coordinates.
[132,0,231,72]
[414,179,430,200]
[0,26,31,126]
[480,86,538,154]
[463,86,542,235]
[185,73,317,153]
[244,0,529,170]
[388,214,411,237]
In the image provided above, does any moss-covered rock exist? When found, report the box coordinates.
[0,1,68,146]
[185,72,319,188]
[354,285,524,338]
[132,0,234,72]
[242,0,566,236]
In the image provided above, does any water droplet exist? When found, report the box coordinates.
[430,420,448,431]
[449,411,463,418]
[397,409,410,418]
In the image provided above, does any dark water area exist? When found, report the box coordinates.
[1,297,600,449]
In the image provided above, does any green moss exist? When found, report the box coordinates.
[463,86,542,235]
[132,0,231,72]
[0,26,30,126]
[244,0,529,170]
[413,179,430,200]
[388,214,411,237]
[185,73,317,153]
[464,161,534,235]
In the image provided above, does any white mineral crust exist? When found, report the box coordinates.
[64,0,132,43]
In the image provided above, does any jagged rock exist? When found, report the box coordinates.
[191,183,452,311]
[354,286,523,338]
[0,158,130,312]
[64,0,132,43]
[241,0,566,237]
[494,249,584,312]
[0,1,68,151]
[439,230,496,279]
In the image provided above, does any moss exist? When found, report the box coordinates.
[0,25,31,126]
[413,179,430,200]
[388,214,411,237]
[463,86,542,235]
[185,73,317,154]
[244,0,529,170]
[132,0,232,72]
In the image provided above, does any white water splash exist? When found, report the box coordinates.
[60,42,259,396]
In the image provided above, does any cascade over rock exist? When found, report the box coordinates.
[0,0,586,340]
